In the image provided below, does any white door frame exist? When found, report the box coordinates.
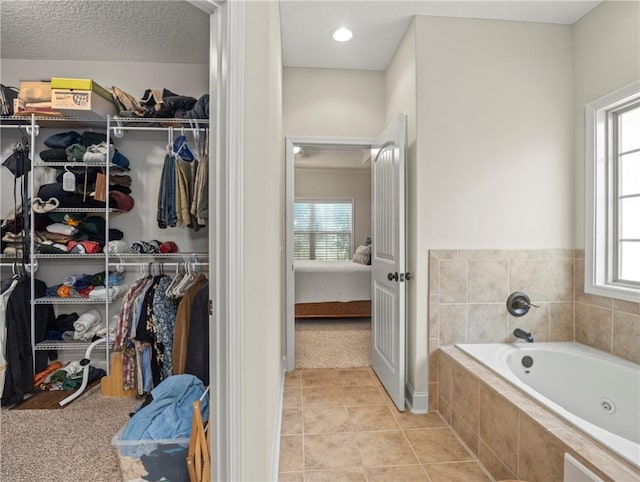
[285,136,376,371]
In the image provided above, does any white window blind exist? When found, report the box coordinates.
[294,200,353,260]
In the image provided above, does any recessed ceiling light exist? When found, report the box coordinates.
[332,27,353,42]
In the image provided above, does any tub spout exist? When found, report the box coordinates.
[514,328,534,343]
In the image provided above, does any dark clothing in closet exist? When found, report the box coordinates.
[2,277,55,406]
[184,281,209,385]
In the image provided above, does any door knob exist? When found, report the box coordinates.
[387,272,398,282]
[405,272,413,281]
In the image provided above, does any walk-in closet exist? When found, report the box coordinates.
[0,2,219,481]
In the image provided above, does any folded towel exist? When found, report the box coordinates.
[104,240,130,254]
[46,223,76,236]
[88,284,128,302]
[73,309,101,335]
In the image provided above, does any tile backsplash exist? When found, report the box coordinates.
[428,249,640,389]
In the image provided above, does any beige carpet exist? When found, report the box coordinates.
[295,318,371,368]
[1,385,140,482]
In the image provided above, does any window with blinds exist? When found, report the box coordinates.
[294,199,353,260]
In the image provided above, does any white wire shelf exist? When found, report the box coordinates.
[46,207,122,213]
[34,253,106,259]
[33,296,110,305]
[35,339,113,350]
[112,252,208,259]
[1,115,209,127]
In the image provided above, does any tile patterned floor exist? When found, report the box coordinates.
[279,368,494,482]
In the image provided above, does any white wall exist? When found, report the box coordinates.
[572,1,640,248]
[295,167,371,249]
[416,16,574,250]
[242,1,283,480]
[284,67,385,138]
[384,21,425,400]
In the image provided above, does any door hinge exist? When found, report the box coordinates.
[208,299,213,316]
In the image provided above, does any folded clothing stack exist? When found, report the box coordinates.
[45,270,125,299]
[130,240,179,254]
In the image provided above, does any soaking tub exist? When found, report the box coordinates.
[455,341,640,469]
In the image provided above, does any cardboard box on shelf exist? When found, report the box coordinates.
[51,89,117,118]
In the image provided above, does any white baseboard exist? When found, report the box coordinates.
[269,356,287,481]
[405,382,429,414]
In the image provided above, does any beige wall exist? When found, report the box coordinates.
[243,1,283,480]
[415,16,574,250]
[383,21,423,397]
[295,167,371,250]
[284,67,385,138]
[572,0,640,247]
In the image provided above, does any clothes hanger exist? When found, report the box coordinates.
[174,261,197,297]
[165,263,185,298]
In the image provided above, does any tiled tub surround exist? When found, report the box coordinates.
[427,249,640,412]
[438,346,640,482]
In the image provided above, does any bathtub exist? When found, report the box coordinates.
[455,341,640,470]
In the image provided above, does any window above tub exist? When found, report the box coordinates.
[585,81,640,302]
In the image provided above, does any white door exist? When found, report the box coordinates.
[371,114,407,411]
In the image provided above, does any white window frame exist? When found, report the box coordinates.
[293,197,355,261]
[585,81,640,302]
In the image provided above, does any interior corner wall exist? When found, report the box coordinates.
[572,1,640,248]
[283,67,385,138]
[243,1,283,480]
[383,21,424,397]
[415,15,574,251]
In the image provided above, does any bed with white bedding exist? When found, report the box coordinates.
[294,260,372,318]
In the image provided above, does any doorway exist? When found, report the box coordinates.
[285,137,375,371]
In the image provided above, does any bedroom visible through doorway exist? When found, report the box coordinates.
[286,140,374,370]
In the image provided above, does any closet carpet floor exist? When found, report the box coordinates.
[279,368,494,482]
[295,318,371,369]
[1,385,140,482]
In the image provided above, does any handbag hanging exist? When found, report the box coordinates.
[2,137,31,178]
[0,84,19,116]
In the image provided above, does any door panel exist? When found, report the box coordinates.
[371,114,407,411]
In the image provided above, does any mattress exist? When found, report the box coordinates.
[294,260,371,303]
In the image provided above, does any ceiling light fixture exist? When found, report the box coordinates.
[332,27,353,42]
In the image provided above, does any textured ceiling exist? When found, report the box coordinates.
[0,0,210,64]
[280,0,601,70]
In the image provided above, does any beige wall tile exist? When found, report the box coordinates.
[575,303,613,353]
[431,249,458,260]
[429,294,440,339]
[518,415,567,482]
[509,303,550,342]
[468,260,509,303]
[438,396,451,425]
[429,338,439,382]
[451,363,480,430]
[429,383,438,412]
[549,258,574,301]
[467,304,509,343]
[477,440,517,481]
[574,259,614,309]
[501,249,544,259]
[509,259,549,302]
[439,304,467,345]
[545,248,575,259]
[612,311,640,364]
[549,302,574,341]
[429,253,440,293]
[478,386,519,474]
[451,413,479,456]
[439,260,467,303]
[574,249,585,259]
[614,299,640,315]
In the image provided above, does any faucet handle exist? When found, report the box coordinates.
[507,292,538,316]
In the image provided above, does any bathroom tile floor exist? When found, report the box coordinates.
[279,367,494,482]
